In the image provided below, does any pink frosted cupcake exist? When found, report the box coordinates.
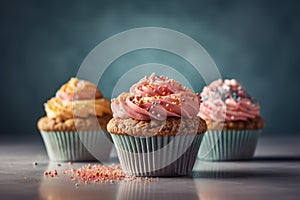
[198,79,264,161]
[107,74,207,176]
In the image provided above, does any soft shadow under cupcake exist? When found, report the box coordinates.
[116,178,199,200]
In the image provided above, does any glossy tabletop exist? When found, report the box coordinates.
[0,134,300,200]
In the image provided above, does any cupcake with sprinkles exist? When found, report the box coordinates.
[37,78,113,161]
[107,73,207,176]
[198,79,264,161]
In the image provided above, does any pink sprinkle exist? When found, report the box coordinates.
[43,164,154,184]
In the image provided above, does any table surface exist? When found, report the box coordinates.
[1,134,300,200]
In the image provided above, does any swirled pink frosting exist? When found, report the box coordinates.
[56,78,102,101]
[111,74,201,120]
[198,79,260,122]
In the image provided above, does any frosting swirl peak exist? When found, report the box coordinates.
[45,78,111,120]
[56,78,102,101]
[111,74,201,120]
[199,79,260,122]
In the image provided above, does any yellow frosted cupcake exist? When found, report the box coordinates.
[37,78,113,161]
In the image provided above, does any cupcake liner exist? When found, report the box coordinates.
[40,131,112,162]
[198,130,261,161]
[111,134,203,177]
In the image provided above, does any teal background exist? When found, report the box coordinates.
[0,0,299,139]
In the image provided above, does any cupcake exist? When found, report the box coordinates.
[37,78,113,161]
[107,73,207,176]
[198,79,264,161]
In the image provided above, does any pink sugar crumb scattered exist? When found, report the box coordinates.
[65,164,127,183]
[43,170,59,178]
[44,164,158,184]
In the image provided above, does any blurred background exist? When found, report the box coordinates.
[1,0,299,142]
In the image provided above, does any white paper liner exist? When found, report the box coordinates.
[198,130,261,161]
[40,131,112,161]
[112,134,203,176]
